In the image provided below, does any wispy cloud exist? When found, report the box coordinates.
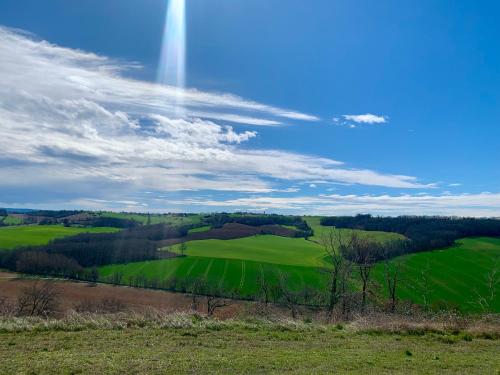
[0,26,432,207]
[343,114,387,124]
[171,192,500,217]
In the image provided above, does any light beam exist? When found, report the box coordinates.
[157,0,186,114]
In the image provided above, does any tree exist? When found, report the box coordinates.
[277,272,301,318]
[16,280,60,317]
[256,266,273,306]
[471,263,499,312]
[384,258,403,313]
[320,227,353,317]
[415,261,433,311]
[342,235,379,313]
[180,242,188,256]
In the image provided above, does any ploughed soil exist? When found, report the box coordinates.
[159,223,298,247]
[0,272,243,318]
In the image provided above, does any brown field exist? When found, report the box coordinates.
[0,272,243,318]
[160,222,298,246]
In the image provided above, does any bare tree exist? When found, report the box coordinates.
[320,227,353,317]
[277,272,301,319]
[413,261,433,311]
[257,266,273,306]
[471,263,499,312]
[189,278,205,311]
[343,235,379,313]
[16,280,61,317]
[0,296,15,316]
[383,256,404,313]
[206,293,232,317]
[180,242,188,256]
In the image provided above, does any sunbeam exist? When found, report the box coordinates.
[157,0,186,114]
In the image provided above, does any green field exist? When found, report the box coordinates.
[100,212,202,226]
[374,237,500,312]
[170,235,326,267]
[100,233,500,312]
[100,255,325,297]
[0,215,23,226]
[0,225,120,250]
[187,225,211,234]
[304,216,405,243]
[1,317,498,375]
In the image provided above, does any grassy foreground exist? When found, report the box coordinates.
[0,314,498,374]
[0,225,120,250]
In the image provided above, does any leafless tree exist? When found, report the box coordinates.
[189,278,205,311]
[16,280,61,317]
[277,272,301,318]
[414,261,433,311]
[342,235,379,313]
[320,227,353,317]
[383,255,404,313]
[0,296,15,316]
[471,262,499,312]
[257,266,273,306]
[180,242,188,256]
[206,293,232,317]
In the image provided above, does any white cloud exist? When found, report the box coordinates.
[343,114,387,124]
[173,192,500,217]
[0,26,432,206]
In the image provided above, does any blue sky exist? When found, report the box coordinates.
[0,0,499,216]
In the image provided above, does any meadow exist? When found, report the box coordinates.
[0,225,120,250]
[99,212,202,226]
[304,216,405,243]
[100,233,500,312]
[373,237,500,312]
[0,315,498,374]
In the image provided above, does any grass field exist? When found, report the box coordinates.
[1,215,23,226]
[304,216,405,243]
[0,317,498,374]
[187,225,211,234]
[100,212,202,226]
[100,255,325,297]
[170,235,326,267]
[373,237,500,312]
[0,225,120,250]
[100,234,500,312]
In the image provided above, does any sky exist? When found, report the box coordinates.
[0,0,499,216]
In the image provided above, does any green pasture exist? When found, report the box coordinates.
[373,237,500,312]
[187,226,211,234]
[1,215,24,226]
[0,225,120,250]
[304,216,405,243]
[168,235,326,267]
[100,256,325,298]
[99,212,202,226]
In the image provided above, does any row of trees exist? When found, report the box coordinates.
[0,223,189,276]
[321,215,500,257]
[202,213,313,238]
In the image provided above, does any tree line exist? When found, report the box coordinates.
[321,215,500,257]
[202,213,313,238]
[0,223,189,278]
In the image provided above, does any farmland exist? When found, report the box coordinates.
[100,232,500,312]
[0,225,120,250]
[99,212,202,226]
[373,237,500,312]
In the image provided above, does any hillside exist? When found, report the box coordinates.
[0,314,498,374]
[0,225,120,250]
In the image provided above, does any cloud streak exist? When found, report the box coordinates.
[0,26,432,208]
